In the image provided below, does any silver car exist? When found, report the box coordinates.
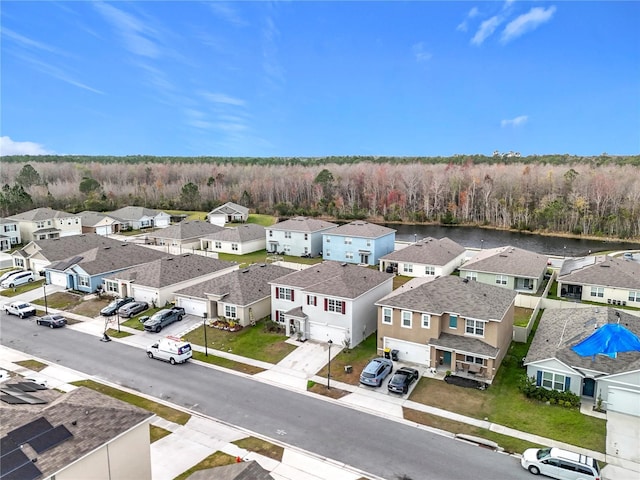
[118,301,149,318]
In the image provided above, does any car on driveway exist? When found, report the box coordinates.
[143,307,185,333]
[100,297,134,316]
[118,301,148,318]
[36,314,67,328]
[388,367,420,394]
[360,357,393,387]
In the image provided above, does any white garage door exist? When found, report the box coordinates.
[308,322,347,345]
[608,387,640,417]
[49,271,68,288]
[383,338,430,366]
[176,297,206,316]
[96,225,111,236]
[132,287,157,304]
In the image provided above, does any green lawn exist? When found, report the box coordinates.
[216,249,323,268]
[1,278,45,297]
[122,307,164,331]
[191,351,265,375]
[514,306,534,327]
[246,214,277,226]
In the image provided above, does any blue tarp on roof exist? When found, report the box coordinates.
[572,323,640,358]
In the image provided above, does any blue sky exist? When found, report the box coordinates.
[1,1,638,157]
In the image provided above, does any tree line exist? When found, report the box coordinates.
[2,157,639,240]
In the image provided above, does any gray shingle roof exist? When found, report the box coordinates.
[175,263,293,306]
[376,275,516,320]
[106,254,238,288]
[0,218,18,225]
[204,224,266,242]
[208,202,249,216]
[109,206,165,221]
[77,211,120,227]
[7,207,77,221]
[559,255,640,289]
[325,220,396,238]
[269,216,337,233]
[525,307,640,375]
[461,245,548,278]
[271,261,393,299]
[380,237,465,265]
[429,333,500,358]
[147,221,225,241]
[0,386,152,479]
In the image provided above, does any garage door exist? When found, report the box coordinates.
[132,287,157,304]
[608,387,640,417]
[383,338,430,366]
[176,297,206,317]
[49,271,68,288]
[308,322,347,345]
[96,225,111,236]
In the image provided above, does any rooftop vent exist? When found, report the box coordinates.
[104,246,110,250]
[463,278,469,283]
[341,262,347,266]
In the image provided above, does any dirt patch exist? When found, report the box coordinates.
[308,382,351,400]
[68,297,110,318]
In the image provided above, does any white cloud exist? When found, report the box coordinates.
[501,6,556,43]
[200,92,246,106]
[471,16,502,45]
[0,136,51,156]
[457,7,479,32]
[94,2,160,58]
[501,115,529,127]
[412,42,432,63]
[207,2,247,27]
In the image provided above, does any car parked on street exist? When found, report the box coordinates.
[521,447,601,480]
[4,301,36,318]
[360,357,393,387]
[100,296,134,316]
[118,301,148,318]
[388,367,420,394]
[36,314,67,328]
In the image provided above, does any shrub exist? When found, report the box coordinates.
[518,374,580,409]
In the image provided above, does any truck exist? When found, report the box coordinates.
[146,336,192,364]
[143,306,185,333]
[4,301,37,318]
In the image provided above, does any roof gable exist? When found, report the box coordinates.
[8,207,77,221]
[325,220,396,238]
[380,237,465,265]
[559,255,640,289]
[148,221,225,240]
[269,216,338,233]
[461,245,548,278]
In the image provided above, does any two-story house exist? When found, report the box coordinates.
[201,224,266,255]
[0,218,21,251]
[270,261,394,348]
[322,221,396,266]
[375,275,517,381]
[379,237,466,277]
[7,207,82,243]
[267,217,337,257]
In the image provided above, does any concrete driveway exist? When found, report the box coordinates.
[604,411,640,478]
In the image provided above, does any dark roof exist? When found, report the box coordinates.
[559,255,640,289]
[429,332,500,358]
[7,208,78,221]
[0,387,152,479]
[269,216,337,233]
[147,221,225,241]
[380,237,466,265]
[204,224,266,242]
[525,307,640,375]
[175,263,293,306]
[376,275,516,321]
[325,220,396,238]
[186,460,273,480]
[106,254,238,288]
[460,246,548,278]
[271,261,393,299]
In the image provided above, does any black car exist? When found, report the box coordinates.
[36,314,67,328]
[387,367,420,394]
[100,297,134,316]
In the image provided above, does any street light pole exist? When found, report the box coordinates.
[203,312,208,357]
[43,282,48,315]
[117,309,121,333]
[327,339,333,389]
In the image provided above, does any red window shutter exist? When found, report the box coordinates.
[341,302,346,315]
[291,290,294,302]
[275,288,279,299]
[324,298,328,311]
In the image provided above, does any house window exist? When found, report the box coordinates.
[401,310,412,328]
[326,237,331,243]
[382,307,392,325]
[105,281,118,293]
[465,319,484,337]
[345,237,352,244]
[285,231,291,239]
[403,264,413,273]
[326,298,345,314]
[304,233,308,240]
[14,258,25,268]
[269,230,273,237]
[466,272,477,281]
[465,355,484,365]
[366,240,371,246]
[425,266,435,276]
[629,291,640,302]
[225,305,237,318]
[275,310,285,323]
[542,372,566,391]
[231,243,238,251]
[78,275,90,288]
[36,221,46,228]
[214,241,222,249]
[590,287,604,298]
[307,295,317,306]
[449,314,458,329]
[325,250,330,257]
[75,218,79,224]
[495,275,508,285]
[421,314,430,328]
[345,251,353,259]
[277,287,293,301]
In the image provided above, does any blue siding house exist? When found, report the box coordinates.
[266,217,337,257]
[322,221,396,266]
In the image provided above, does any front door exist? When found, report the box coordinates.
[582,378,595,397]
[443,351,452,367]
[360,253,369,264]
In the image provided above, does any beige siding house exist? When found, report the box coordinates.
[379,236,466,277]
[146,220,225,250]
[7,207,82,243]
[201,224,266,255]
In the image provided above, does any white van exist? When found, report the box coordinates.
[521,447,601,480]
[0,270,35,289]
[146,336,192,365]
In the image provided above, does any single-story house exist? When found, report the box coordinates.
[7,207,82,243]
[109,206,171,230]
[524,307,640,417]
[379,237,466,277]
[459,245,548,292]
[78,211,122,236]
[0,218,21,251]
[375,275,517,381]
[103,254,238,307]
[206,202,249,226]
[557,255,640,306]
[266,217,337,257]
[322,221,396,266]
[270,261,394,348]
[174,263,293,323]
[145,221,225,250]
[200,224,266,255]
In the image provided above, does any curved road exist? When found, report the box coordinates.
[0,313,531,480]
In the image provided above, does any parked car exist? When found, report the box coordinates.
[118,301,148,318]
[146,336,192,364]
[623,252,634,259]
[0,270,20,285]
[143,307,185,333]
[0,270,35,289]
[4,301,36,318]
[521,447,601,480]
[360,357,393,387]
[388,367,420,394]
[36,314,67,328]
[100,297,134,316]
